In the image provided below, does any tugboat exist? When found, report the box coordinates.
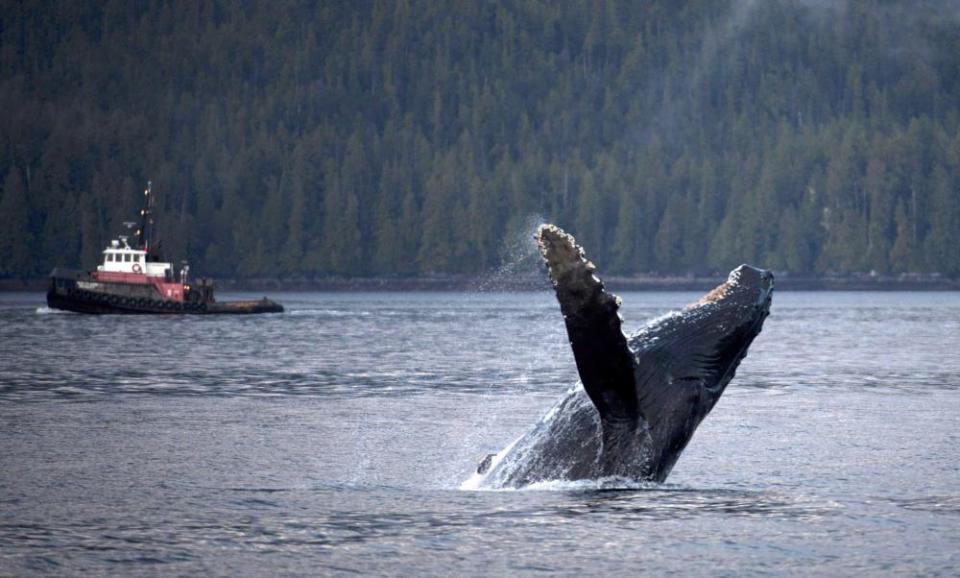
[47,182,283,314]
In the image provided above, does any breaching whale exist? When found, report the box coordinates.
[467,224,773,489]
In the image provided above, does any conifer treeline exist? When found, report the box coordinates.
[1,0,959,279]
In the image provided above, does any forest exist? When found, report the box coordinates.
[1,0,959,280]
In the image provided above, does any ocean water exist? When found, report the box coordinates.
[0,290,958,576]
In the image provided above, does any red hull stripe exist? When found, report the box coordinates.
[91,271,185,302]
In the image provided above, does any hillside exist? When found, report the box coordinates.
[1,0,959,279]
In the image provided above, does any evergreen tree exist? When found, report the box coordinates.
[924,167,960,276]
[0,169,32,277]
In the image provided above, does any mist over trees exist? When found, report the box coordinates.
[2,0,959,279]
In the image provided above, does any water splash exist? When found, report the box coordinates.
[475,214,549,292]
[458,215,574,476]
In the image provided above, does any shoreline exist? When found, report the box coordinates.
[3,274,960,292]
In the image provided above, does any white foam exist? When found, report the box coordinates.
[464,475,661,492]
[524,476,660,491]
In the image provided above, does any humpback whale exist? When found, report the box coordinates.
[468,224,773,489]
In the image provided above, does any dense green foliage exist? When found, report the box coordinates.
[2,0,960,279]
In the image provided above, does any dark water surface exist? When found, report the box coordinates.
[1,291,958,576]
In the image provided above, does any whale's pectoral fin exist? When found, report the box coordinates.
[536,225,638,424]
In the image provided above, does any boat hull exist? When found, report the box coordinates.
[47,270,283,315]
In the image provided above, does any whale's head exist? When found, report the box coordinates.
[702,264,773,328]
[622,264,773,480]
[633,264,774,413]
[670,264,774,398]
[700,264,774,317]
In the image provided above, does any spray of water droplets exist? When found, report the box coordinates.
[474,214,552,293]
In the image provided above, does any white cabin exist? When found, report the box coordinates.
[97,237,172,278]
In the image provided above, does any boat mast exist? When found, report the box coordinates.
[136,181,154,252]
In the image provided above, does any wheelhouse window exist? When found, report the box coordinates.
[106,253,113,262]
[124,254,131,262]
[134,255,141,262]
